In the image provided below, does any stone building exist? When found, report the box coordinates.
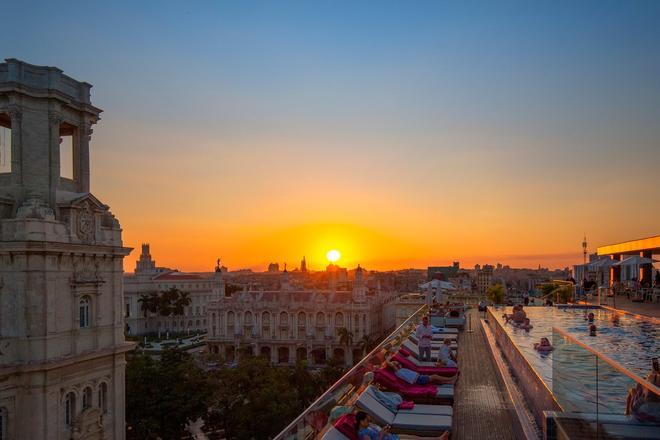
[123,244,224,336]
[0,59,132,439]
[476,264,494,295]
[206,265,395,367]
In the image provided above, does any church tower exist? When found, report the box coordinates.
[0,59,132,440]
[352,265,367,303]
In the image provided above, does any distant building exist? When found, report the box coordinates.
[124,245,224,336]
[206,265,397,367]
[476,264,494,295]
[427,262,460,281]
[268,262,280,273]
[301,256,307,273]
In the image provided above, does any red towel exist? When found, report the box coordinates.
[397,401,415,410]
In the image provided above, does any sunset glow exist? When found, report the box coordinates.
[5,2,656,273]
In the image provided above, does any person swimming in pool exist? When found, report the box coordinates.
[534,337,553,352]
[611,313,621,325]
[587,312,595,322]
[589,324,597,336]
[519,317,533,331]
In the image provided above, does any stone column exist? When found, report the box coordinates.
[47,113,62,207]
[78,122,92,192]
[8,107,22,185]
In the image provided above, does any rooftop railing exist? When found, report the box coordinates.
[274,304,429,440]
[550,327,660,438]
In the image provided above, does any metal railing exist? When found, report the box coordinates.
[274,305,428,440]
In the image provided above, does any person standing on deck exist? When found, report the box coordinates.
[416,316,433,362]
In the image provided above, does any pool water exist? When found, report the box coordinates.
[492,306,658,413]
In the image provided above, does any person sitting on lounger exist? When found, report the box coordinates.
[356,411,399,440]
[437,338,457,368]
[384,360,457,385]
[355,411,450,440]
[534,337,553,352]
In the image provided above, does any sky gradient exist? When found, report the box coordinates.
[3,1,660,272]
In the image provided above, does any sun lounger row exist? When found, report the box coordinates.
[321,321,462,439]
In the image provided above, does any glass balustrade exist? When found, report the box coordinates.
[551,327,660,439]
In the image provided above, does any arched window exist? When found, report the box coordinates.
[98,383,108,414]
[297,311,306,326]
[316,312,325,326]
[279,311,288,326]
[335,312,344,327]
[65,392,76,426]
[79,296,91,328]
[244,311,253,325]
[82,387,92,410]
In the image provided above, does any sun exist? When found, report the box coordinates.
[326,249,341,263]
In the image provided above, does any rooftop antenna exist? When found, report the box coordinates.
[582,234,587,265]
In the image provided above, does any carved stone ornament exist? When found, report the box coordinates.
[78,203,95,243]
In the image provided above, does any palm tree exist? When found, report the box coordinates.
[337,327,353,349]
[173,291,191,316]
[358,334,375,355]
[138,292,159,316]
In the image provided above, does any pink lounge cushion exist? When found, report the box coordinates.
[398,400,415,410]
[393,353,458,376]
[373,368,438,400]
[333,413,359,440]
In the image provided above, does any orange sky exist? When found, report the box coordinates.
[20,3,654,273]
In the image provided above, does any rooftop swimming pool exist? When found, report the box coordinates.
[491,306,658,414]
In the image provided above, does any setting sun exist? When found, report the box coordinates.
[326,249,341,263]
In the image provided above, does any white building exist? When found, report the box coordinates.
[124,244,224,336]
[206,266,396,367]
[0,59,132,440]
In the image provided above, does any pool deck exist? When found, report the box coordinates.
[452,309,519,440]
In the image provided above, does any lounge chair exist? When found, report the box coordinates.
[355,385,452,435]
[392,352,458,376]
[373,367,454,403]
[363,385,453,417]
[408,334,457,348]
[321,426,350,440]
[401,339,456,361]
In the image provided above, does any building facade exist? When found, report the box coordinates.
[206,266,395,367]
[124,244,224,336]
[476,264,494,295]
[0,59,132,440]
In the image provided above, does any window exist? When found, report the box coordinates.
[79,296,91,328]
[125,303,130,318]
[65,392,76,426]
[98,383,108,414]
[82,387,92,410]
[0,113,11,174]
[59,123,75,179]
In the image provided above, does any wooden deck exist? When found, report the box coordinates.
[452,309,518,440]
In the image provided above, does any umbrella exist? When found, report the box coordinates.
[420,279,456,291]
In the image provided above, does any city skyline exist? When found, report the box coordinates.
[3,1,659,273]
